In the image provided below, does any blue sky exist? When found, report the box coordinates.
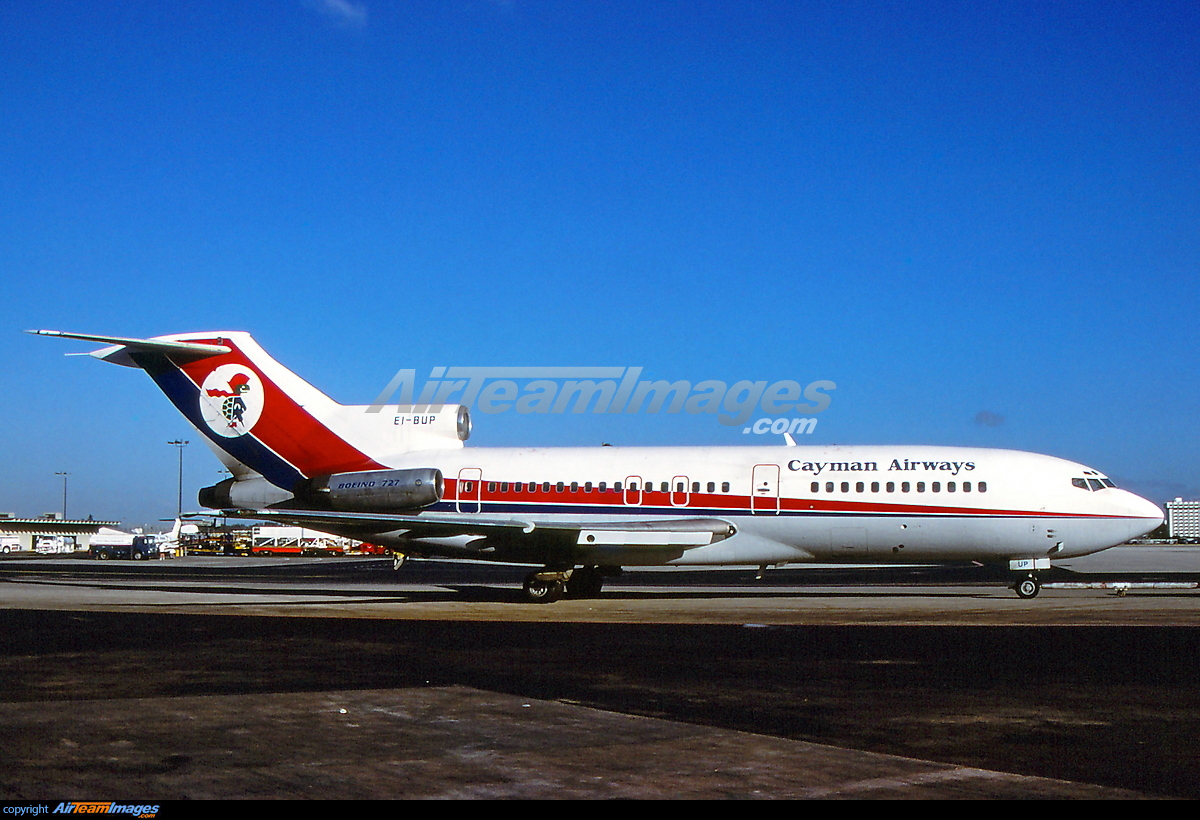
[2,1,1197,526]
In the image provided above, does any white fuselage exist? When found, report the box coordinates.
[381,444,1163,566]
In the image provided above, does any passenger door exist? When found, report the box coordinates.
[456,467,482,513]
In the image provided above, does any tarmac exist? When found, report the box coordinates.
[0,686,1150,800]
[2,548,1198,800]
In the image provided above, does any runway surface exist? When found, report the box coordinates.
[2,551,1199,799]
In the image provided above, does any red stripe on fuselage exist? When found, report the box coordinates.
[444,479,1146,519]
[177,338,384,478]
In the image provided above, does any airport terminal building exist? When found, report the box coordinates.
[1166,499,1200,540]
[0,513,120,553]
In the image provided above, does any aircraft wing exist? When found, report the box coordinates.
[208,507,736,560]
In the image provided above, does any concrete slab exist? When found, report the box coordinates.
[0,687,1152,800]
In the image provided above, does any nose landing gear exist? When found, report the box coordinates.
[1013,574,1041,599]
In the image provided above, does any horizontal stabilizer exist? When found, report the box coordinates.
[28,330,231,366]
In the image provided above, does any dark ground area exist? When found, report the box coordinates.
[1,609,1198,798]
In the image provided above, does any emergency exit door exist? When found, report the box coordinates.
[751,464,780,514]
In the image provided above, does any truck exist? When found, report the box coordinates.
[91,534,159,560]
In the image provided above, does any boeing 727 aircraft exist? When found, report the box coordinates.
[33,330,1164,601]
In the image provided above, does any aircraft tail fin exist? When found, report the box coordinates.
[30,330,389,492]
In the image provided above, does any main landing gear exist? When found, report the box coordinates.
[1013,574,1042,599]
[522,565,616,603]
[522,573,566,603]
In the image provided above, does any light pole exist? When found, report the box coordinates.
[54,472,69,519]
[168,440,189,518]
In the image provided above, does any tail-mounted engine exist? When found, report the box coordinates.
[298,468,444,512]
[200,468,444,513]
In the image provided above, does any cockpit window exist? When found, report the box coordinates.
[1073,476,1116,491]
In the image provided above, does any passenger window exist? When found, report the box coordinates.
[598,482,606,492]
[584,482,592,492]
[661,482,669,493]
[902,482,911,493]
[614,482,622,492]
[707,482,715,493]
[570,482,578,492]
[856,482,864,493]
[811,482,819,493]
[886,482,895,493]
[692,482,700,493]
[871,482,880,492]
[722,482,730,493]
[963,482,971,492]
[543,482,551,492]
[947,482,955,492]
[932,482,940,493]
[978,482,987,493]
[916,482,925,492]
[501,482,509,492]
[487,482,496,493]
[463,481,473,493]
[555,482,564,492]
[826,482,834,493]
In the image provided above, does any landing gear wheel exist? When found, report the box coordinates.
[523,574,565,604]
[566,566,605,599]
[1014,576,1041,599]
[392,551,407,572]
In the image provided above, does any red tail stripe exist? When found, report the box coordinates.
[179,338,384,478]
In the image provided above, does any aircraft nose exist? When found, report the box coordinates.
[1125,491,1164,537]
